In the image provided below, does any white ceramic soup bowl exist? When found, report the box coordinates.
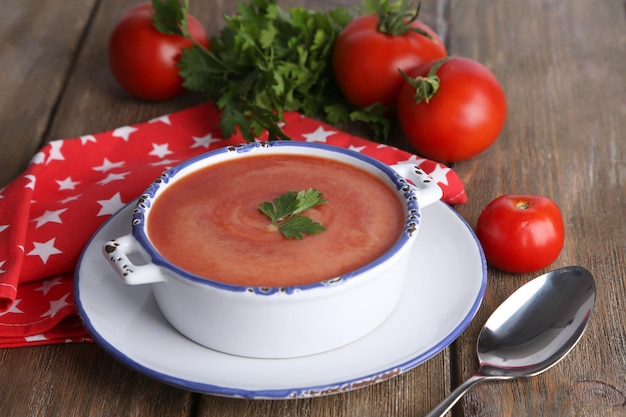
[103,141,442,358]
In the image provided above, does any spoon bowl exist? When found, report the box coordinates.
[425,266,596,417]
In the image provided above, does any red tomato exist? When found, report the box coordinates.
[397,57,506,162]
[475,195,565,274]
[108,2,209,101]
[332,13,447,108]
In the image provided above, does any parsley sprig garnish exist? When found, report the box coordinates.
[259,189,327,239]
[150,0,391,142]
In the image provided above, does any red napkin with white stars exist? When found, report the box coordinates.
[0,102,466,348]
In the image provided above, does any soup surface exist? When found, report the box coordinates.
[147,153,405,287]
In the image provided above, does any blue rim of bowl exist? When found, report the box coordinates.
[74,199,487,399]
[130,141,421,295]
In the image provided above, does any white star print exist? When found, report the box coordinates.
[40,293,72,318]
[56,176,80,191]
[348,145,367,152]
[59,194,81,204]
[30,151,45,164]
[96,192,126,216]
[25,334,48,342]
[302,126,336,143]
[0,299,23,316]
[427,164,451,186]
[398,155,427,166]
[0,225,7,233]
[35,277,64,296]
[30,208,67,228]
[80,134,97,145]
[93,158,125,173]
[112,126,138,142]
[46,140,65,164]
[191,133,221,149]
[24,174,36,190]
[0,259,5,274]
[149,143,174,158]
[97,171,130,185]
[27,238,63,264]
[149,115,171,125]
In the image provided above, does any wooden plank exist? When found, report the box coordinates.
[0,0,96,187]
[447,0,626,415]
[0,344,193,417]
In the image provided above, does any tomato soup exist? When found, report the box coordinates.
[147,154,405,287]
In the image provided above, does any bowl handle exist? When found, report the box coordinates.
[103,234,166,285]
[391,163,443,208]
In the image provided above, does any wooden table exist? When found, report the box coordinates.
[1,0,624,416]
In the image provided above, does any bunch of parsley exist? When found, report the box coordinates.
[153,0,390,142]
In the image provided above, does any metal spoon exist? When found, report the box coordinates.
[424,265,596,417]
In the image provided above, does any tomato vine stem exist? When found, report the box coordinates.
[375,0,433,39]
[398,56,449,103]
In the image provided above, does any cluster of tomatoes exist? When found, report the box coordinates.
[107,2,564,274]
[331,10,506,163]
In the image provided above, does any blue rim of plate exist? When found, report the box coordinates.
[75,200,487,399]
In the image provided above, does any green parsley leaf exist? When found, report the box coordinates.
[278,215,326,240]
[152,0,189,37]
[291,189,327,215]
[259,189,327,240]
[155,0,393,142]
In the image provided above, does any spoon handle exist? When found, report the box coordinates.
[423,374,486,417]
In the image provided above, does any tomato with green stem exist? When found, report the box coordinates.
[475,195,565,274]
[397,56,506,162]
[108,1,209,101]
[332,1,447,108]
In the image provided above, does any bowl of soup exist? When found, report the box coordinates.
[103,141,442,358]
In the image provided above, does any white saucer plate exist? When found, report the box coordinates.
[75,201,486,399]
